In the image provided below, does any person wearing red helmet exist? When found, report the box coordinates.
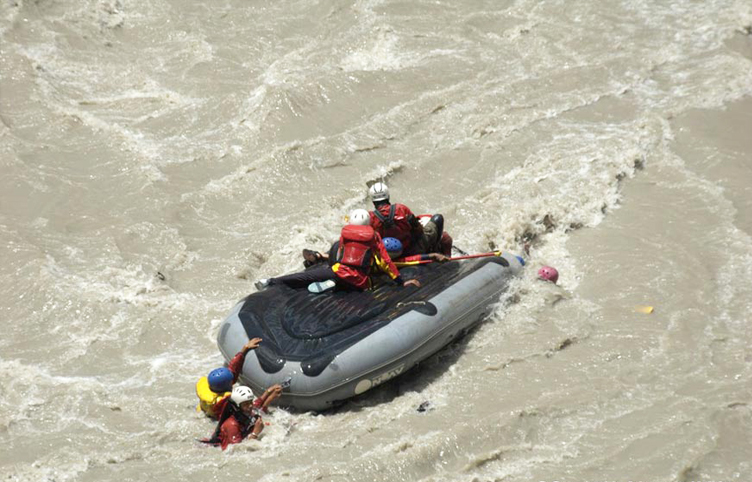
[537,266,559,284]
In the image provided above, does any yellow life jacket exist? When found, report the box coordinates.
[195,376,231,418]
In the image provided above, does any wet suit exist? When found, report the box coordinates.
[267,263,339,289]
[369,202,423,255]
[201,398,264,450]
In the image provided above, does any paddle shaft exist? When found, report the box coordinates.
[395,251,501,266]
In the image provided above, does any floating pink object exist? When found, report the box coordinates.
[538,266,559,284]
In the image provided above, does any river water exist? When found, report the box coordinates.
[2,1,751,481]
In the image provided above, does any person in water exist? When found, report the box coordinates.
[201,384,283,450]
[195,337,262,419]
[537,266,559,284]
[255,209,420,292]
[367,182,453,257]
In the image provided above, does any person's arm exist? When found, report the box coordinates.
[248,417,264,440]
[255,384,283,412]
[243,338,262,352]
[398,253,448,263]
[373,233,400,280]
[228,338,262,381]
[401,278,420,287]
[427,253,448,262]
[374,233,421,288]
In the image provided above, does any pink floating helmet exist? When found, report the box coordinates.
[538,266,559,284]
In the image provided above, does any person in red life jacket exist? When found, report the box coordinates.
[368,182,453,257]
[298,236,448,270]
[254,209,420,292]
[201,384,283,450]
[367,182,423,255]
[195,338,262,419]
[332,209,421,290]
[303,238,450,268]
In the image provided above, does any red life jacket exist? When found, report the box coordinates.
[336,225,375,269]
[370,203,417,250]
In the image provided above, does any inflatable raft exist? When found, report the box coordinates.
[216,253,524,411]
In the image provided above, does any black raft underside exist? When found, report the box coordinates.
[238,257,509,377]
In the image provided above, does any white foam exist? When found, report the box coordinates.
[341,27,413,72]
[3,0,752,479]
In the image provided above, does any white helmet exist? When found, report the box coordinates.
[230,386,254,405]
[369,182,389,202]
[348,208,370,226]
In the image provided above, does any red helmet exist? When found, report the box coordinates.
[537,266,559,284]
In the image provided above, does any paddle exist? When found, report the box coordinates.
[394,251,503,267]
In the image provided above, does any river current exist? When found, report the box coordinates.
[1,1,751,481]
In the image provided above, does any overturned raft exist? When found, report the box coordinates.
[216,253,524,411]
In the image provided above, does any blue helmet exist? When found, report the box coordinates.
[208,367,233,393]
[383,237,403,258]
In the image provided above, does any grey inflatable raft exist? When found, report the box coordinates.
[216,253,523,411]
